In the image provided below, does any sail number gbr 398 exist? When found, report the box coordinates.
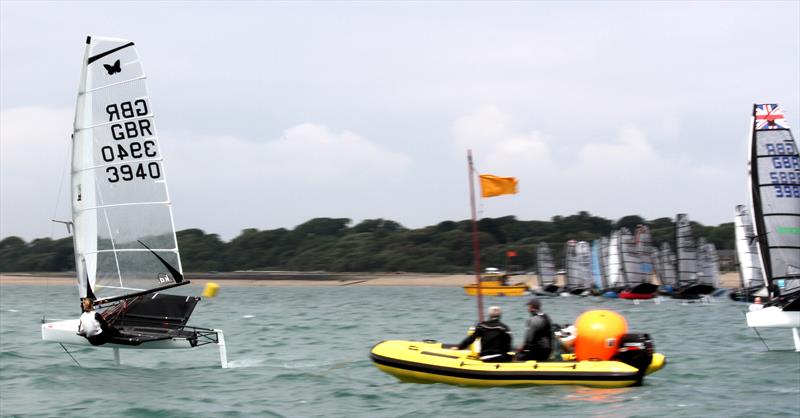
[766,142,800,198]
[102,99,161,184]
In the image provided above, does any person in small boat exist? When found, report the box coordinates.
[748,296,764,312]
[516,298,554,361]
[78,298,121,346]
[454,306,513,362]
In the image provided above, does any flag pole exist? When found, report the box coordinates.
[467,149,484,322]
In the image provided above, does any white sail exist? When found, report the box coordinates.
[72,36,183,301]
[635,225,655,281]
[536,242,556,287]
[657,242,677,287]
[734,204,764,290]
[576,241,593,288]
[696,238,720,288]
[675,214,697,289]
[620,228,643,286]
[600,236,609,287]
[606,231,623,287]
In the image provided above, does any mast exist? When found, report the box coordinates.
[467,150,484,322]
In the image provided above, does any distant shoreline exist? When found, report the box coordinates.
[0,272,741,288]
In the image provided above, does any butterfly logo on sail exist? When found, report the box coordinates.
[104,59,122,75]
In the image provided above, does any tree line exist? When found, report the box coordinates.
[0,212,734,273]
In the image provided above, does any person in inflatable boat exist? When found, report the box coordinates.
[516,298,554,361]
[454,306,513,362]
[77,298,121,346]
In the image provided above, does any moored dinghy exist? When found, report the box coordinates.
[41,36,227,367]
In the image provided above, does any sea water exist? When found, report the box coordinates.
[1,283,798,417]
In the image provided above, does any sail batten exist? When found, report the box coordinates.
[84,75,147,93]
[74,158,164,173]
[75,200,170,211]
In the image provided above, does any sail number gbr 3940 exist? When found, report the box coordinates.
[102,99,161,184]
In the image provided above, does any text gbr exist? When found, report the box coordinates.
[107,99,152,141]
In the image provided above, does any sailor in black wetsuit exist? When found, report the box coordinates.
[455,306,513,362]
[516,298,554,361]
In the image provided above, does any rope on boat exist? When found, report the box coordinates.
[58,343,81,367]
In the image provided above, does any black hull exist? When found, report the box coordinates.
[728,287,765,302]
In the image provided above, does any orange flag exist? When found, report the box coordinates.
[479,174,518,198]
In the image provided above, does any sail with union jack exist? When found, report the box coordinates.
[754,103,790,130]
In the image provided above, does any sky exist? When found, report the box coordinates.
[1,1,799,241]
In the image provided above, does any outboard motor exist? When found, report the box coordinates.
[611,333,654,386]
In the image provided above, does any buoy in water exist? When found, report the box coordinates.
[574,309,627,361]
[202,282,220,298]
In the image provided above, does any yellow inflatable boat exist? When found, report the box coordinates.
[462,282,530,296]
[370,339,666,388]
[462,270,530,296]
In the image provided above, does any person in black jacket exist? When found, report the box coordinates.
[516,298,554,361]
[455,306,513,362]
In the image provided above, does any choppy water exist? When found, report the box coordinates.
[1,283,799,417]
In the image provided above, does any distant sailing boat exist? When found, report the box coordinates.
[655,242,677,293]
[730,205,767,302]
[619,226,658,299]
[564,240,592,295]
[671,214,715,299]
[41,36,227,367]
[743,103,800,351]
[535,243,559,295]
[590,239,606,294]
[696,237,721,292]
[603,230,624,297]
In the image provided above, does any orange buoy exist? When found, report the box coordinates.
[574,309,628,361]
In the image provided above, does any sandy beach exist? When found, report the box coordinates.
[0,272,742,288]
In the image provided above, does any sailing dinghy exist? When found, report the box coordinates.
[563,240,592,295]
[619,226,658,299]
[671,214,715,299]
[743,104,800,351]
[534,243,559,295]
[730,205,767,302]
[41,36,227,367]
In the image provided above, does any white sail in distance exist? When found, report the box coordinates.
[675,214,698,289]
[734,205,764,290]
[536,243,556,287]
[606,230,623,288]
